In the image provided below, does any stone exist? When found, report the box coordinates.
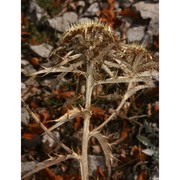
[77,1,85,14]
[21,161,36,174]
[21,107,30,125]
[30,43,53,58]
[29,0,49,23]
[149,17,159,35]
[133,2,158,19]
[142,30,153,49]
[127,26,145,42]
[63,12,78,24]
[88,155,105,176]
[119,0,134,8]
[21,63,36,76]
[77,1,85,7]
[21,82,26,89]
[133,2,159,34]
[21,59,30,67]
[47,16,64,32]
[47,12,78,32]
[83,2,99,16]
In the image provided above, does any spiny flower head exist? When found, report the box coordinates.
[63,20,115,41]
[47,20,158,80]
[58,20,119,63]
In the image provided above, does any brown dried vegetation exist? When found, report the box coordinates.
[22,20,158,180]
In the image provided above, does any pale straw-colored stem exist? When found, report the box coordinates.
[80,62,94,180]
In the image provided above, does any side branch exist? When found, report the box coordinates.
[21,98,73,154]
[92,84,154,132]
[22,153,80,179]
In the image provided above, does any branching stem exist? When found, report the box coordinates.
[81,62,94,180]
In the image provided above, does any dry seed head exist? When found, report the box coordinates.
[48,20,120,78]
[47,20,158,81]
[64,20,114,40]
[59,20,119,62]
[117,43,159,73]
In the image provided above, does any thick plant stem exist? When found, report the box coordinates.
[81,62,94,180]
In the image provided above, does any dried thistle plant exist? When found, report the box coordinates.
[22,20,159,179]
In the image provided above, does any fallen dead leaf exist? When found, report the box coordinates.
[91,106,108,121]
[120,120,129,142]
[31,57,40,66]
[137,170,147,180]
[53,89,76,99]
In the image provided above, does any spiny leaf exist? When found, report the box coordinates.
[142,148,155,156]
[137,135,153,147]
[125,85,154,101]
[22,99,57,142]
[22,154,79,179]
[44,107,83,133]
[90,131,113,179]
[28,64,85,77]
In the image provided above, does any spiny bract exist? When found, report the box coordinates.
[47,20,158,80]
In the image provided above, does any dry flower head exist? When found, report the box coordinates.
[46,20,158,82]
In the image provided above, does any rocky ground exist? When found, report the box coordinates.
[21,0,159,179]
